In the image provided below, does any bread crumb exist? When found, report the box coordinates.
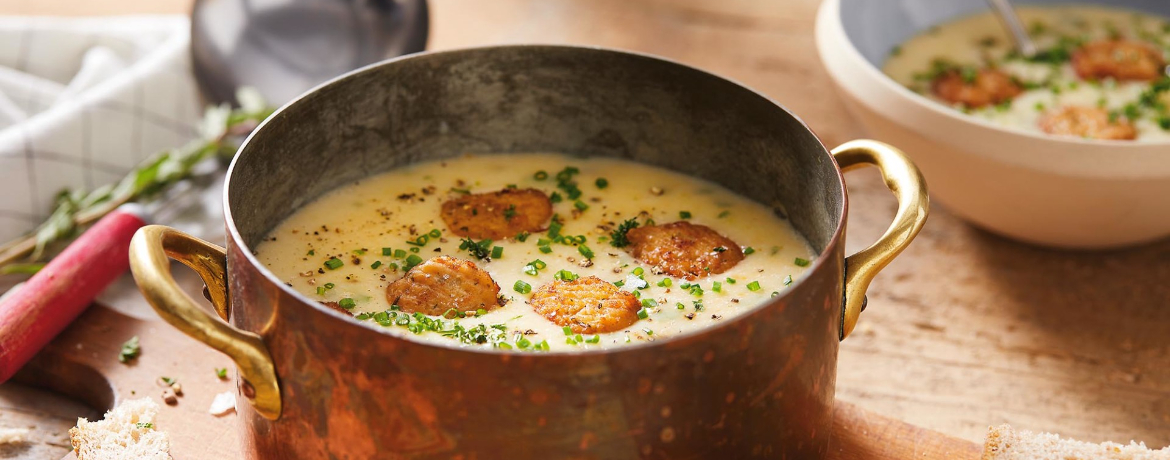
[208,392,236,416]
[0,427,30,445]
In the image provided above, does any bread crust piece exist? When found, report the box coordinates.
[385,255,503,317]
[1072,39,1166,82]
[529,276,641,334]
[1038,106,1137,140]
[440,188,553,239]
[625,221,744,280]
[982,424,1170,460]
[931,69,1022,108]
[70,398,171,460]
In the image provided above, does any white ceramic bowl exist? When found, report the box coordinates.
[815,0,1170,249]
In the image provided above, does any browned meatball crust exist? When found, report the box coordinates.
[385,255,503,317]
[1038,106,1137,140]
[931,68,1023,108]
[625,221,744,280]
[440,188,553,240]
[529,276,641,334]
[1072,40,1166,82]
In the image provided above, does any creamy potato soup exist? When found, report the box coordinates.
[884,5,1170,141]
[256,154,814,352]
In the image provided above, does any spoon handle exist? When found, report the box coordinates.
[986,0,1037,57]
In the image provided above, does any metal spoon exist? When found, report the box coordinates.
[191,0,429,106]
[985,0,1037,57]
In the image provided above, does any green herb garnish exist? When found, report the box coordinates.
[609,218,640,248]
[118,336,140,363]
[324,258,343,270]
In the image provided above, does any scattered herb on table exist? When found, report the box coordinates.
[119,336,141,363]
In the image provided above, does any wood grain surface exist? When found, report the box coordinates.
[0,0,1167,458]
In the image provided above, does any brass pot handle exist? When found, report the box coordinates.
[832,140,929,340]
[129,225,281,419]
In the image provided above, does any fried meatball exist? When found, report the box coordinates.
[931,68,1022,108]
[625,221,744,280]
[385,255,503,317]
[440,188,553,240]
[1038,106,1137,140]
[320,301,353,316]
[529,276,641,334]
[1072,40,1165,82]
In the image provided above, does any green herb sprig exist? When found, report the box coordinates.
[0,88,274,273]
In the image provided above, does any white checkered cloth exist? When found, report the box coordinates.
[0,16,202,243]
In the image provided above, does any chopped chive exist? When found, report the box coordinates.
[578,244,595,259]
[632,267,644,276]
[382,247,393,256]
[548,221,563,238]
[676,302,685,310]
[586,335,600,343]
[641,299,658,308]
[324,282,335,289]
[550,192,563,203]
[393,249,406,258]
[338,298,356,309]
[307,249,315,256]
[410,247,420,253]
[783,275,793,286]
[718,210,731,218]
[712,281,722,293]
[513,280,532,294]
[428,229,441,238]
[563,326,573,336]
[771,291,781,298]
[595,178,608,189]
[794,257,811,267]
[388,263,398,271]
[657,278,672,287]
[516,336,531,349]
[725,277,736,284]
[516,232,530,242]
[503,205,517,221]
[539,245,552,254]
[679,211,692,219]
[324,258,343,269]
[534,170,549,180]
[637,308,649,319]
[404,254,423,270]
[747,281,762,292]
[574,200,589,211]
[370,261,382,269]
[614,280,625,287]
[554,269,579,281]
[743,247,755,255]
[215,368,228,379]
[352,248,366,255]
[316,286,326,295]
[491,246,504,259]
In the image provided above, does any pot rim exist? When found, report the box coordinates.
[223,44,850,356]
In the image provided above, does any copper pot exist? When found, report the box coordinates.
[129,45,927,459]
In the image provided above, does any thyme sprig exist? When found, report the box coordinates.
[0,88,273,272]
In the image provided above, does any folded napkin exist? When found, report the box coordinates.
[0,16,202,243]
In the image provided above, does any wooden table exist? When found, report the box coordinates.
[1,0,1168,458]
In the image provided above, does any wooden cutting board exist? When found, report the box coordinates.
[13,303,982,459]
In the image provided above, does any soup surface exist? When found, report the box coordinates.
[884,5,1170,141]
[256,154,814,352]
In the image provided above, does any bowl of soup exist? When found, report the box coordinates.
[816,0,1170,248]
[128,45,927,459]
